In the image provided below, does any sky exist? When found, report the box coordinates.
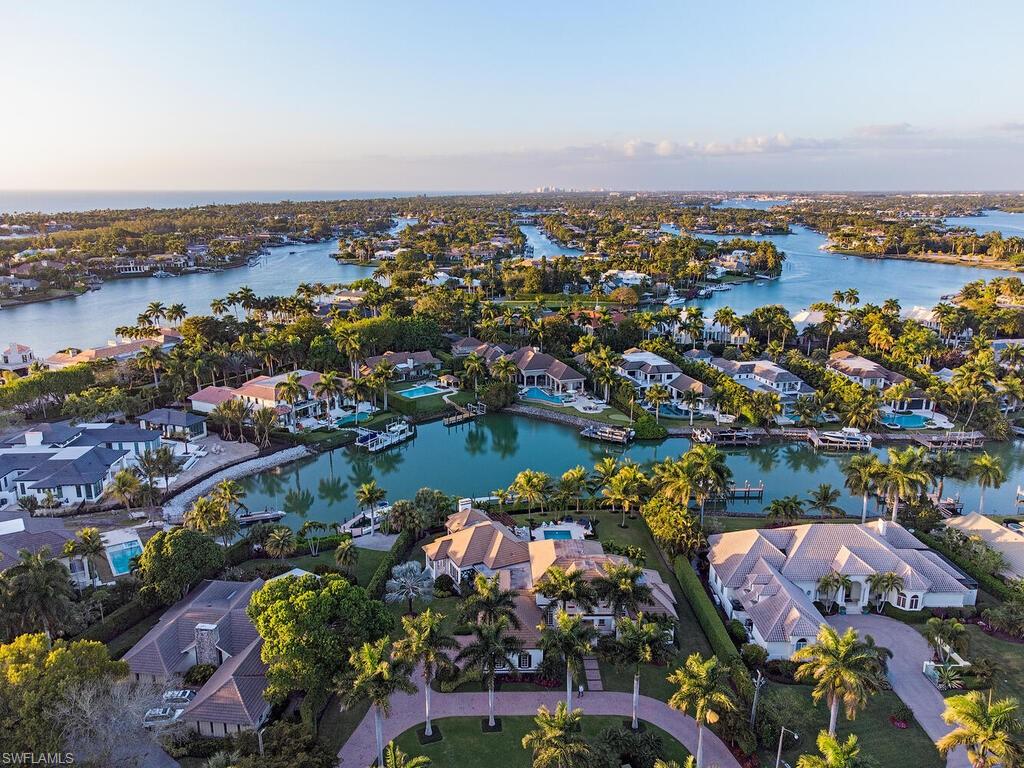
[3,0,1024,192]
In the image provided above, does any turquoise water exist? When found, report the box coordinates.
[543,529,573,540]
[402,384,445,399]
[522,386,566,404]
[108,540,142,575]
[521,225,584,258]
[882,413,930,429]
[235,413,1024,529]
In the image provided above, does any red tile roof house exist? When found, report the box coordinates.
[123,579,272,738]
[361,350,442,381]
[423,512,676,674]
[707,520,977,659]
[499,347,585,394]
[189,370,337,427]
[44,329,183,370]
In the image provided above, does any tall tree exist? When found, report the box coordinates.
[667,653,736,768]
[344,638,416,768]
[392,609,456,738]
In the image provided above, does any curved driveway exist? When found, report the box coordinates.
[830,614,968,768]
[337,686,740,768]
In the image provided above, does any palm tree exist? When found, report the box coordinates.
[456,617,524,728]
[136,344,165,387]
[793,626,883,736]
[344,638,416,768]
[559,466,589,513]
[537,566,594,613]
[646,383,670,423]
[393,609,457,738]
[373,362,397,410]
[276,372,307,426]
[592,562,653,618]
[924,617,969,666]
[843,454,880,524]
[356,480,387,534]
[816,571,852,614]
[251,406,277,448]
[796,731,862,768]
[937,691,1022,768]
[377,742,431,768]
[462,352,487,392]
[334,537,359,579]
[313,370,346,413]
[807,483,844,519]
[7,547,75,637]
[970,452,1005,515]
[264,526,295,559]
[106,468,142,509]
[214,479,248,516]
[876,447,932,522]
[765,495,804,526]
[685,444,732,526]
[613,614,674,730]
[540,610,598,711]
[70,527,105,587]
[667,653,736,768]
[462,573,521,627]
[521,702,591,768]
[384,561,434,615]
[491,356,519,384]
[866,571,904,613]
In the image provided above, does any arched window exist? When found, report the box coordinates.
[896,592,907,609]
[795,638,808,651]
[909,594,920,610]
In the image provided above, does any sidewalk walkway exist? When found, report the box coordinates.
[583,655,603,691]
[337,683,740,768]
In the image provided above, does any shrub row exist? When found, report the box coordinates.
[75,594,161,644]
[365,529,416,598]
[915,530,1017,602]
[673,557,738,660]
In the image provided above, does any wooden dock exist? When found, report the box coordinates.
[721,482,765,501]
[443,401,486,427]
[913,431,985,450]
[354,419,416,452]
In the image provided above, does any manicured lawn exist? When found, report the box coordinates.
[955,625,1024,702]
[392,715,690,768]
[239,543,387,588]
[389,383,477,416]
[521,398,633,425]
[712,516,862,533]
[596,515,712,701]
[760,683,943,768]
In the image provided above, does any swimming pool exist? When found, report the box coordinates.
[543,529,573,540]
[401,384,445,399]
[882,412,930,429]
[108,540,143,576]
[336,412,370,426]
[522,387,568,404]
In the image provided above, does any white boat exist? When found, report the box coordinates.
[664,293,688,308]
[237,509,286,525]
[151,269,172,278]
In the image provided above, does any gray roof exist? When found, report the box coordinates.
[3,421,160,449]
[17,446,126,489]
[0,510,75,571]
[140,408,207,428]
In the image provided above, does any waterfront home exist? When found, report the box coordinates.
[361,350,442,381]
[600,269,648,289]
[450,336,513,362]
[992,338,1024,366]
[902,305,972,346]
[827,351,932,410]
[500,347,585,394]
[123,579,272,737]
[0,275,41,295]
[44,329,182,369]
[682,348,713,363]
[714,249,751,272]
[944,513,1024,581]
[707,520,976,659]
[616,348,682,389]
[139,408,208,442]
[2,421,161,458]
[709,357,814,414]
[674,319,750,347]
[0,445,130,508]
[791,308,846,340]
[0,342,36,375]
[189,386,237,414]
[232,370,331,425]
[10,259,62,277]
[569,308,628,336]
[423,515,677,673]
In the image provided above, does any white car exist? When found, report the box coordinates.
[143,707,184,728]
[162,689,196,705]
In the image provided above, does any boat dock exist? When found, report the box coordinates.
[913,431,986,450]
[443,400,487,427]
[721,482,765,501]
[580,425,634,444]
[691,427,762,446]
[237,509,285,526]
[354,419,416,452]
[928,492,965,517]
[807,428,873,451]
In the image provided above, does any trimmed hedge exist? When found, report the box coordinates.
[673,557,738,660]
[365,529,416,598]
[75,595,162,644]
[915,530,1017,602]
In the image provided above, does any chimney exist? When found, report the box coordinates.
[194,623,221,666]
[458,498,473,512]
[24,430,43,447]
[878,519,888,535]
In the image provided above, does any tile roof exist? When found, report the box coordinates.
[944,513,1024,580]
[422,520,529,570]
[505,347,584,381]
[140,408,207,427]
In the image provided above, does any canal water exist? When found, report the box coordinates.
[237,413,1024,530]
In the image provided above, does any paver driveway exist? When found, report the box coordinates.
[830,614,968,768]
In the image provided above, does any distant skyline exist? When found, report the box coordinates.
[4,1,1024,191]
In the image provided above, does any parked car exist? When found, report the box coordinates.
[143,707,184,729]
